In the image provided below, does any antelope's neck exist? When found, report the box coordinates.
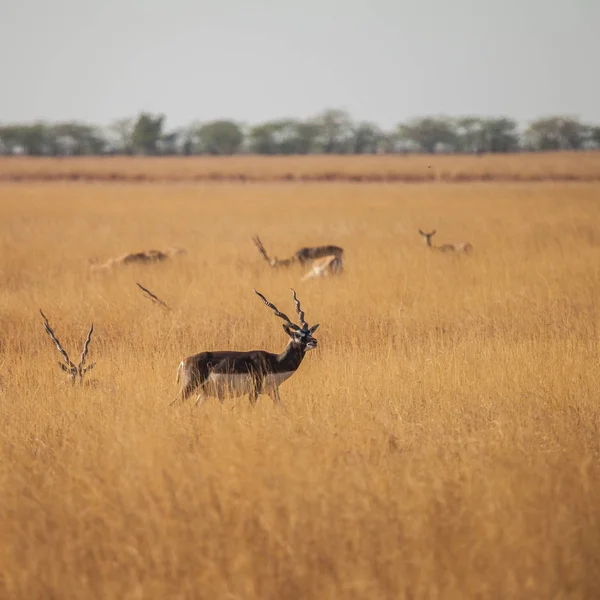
[273,258,291,268]
[276,341,306,372]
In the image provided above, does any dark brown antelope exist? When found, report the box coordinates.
[252,235,343,267]
[40,310,95,384]
[173,288,319,409]
[90,247,186,270]
[418,229,473,254]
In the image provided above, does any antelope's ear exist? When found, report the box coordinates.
[309,324,320,334]
[418,229,424,235]
[431,229,437,236]
[58,362,68,372]
[282,324,294,338]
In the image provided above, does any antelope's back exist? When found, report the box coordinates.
[296,245,344,263]
[182,349,274,375]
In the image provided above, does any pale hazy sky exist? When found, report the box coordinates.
[0,0,598,130]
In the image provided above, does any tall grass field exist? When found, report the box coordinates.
[1,155,600,598]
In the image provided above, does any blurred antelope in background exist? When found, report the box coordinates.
[253,235,344,280]
[418,229,473,254]
[252,235,343,267]
[173,288,319,409]
[90,246,186,270]
[39,310,96,384]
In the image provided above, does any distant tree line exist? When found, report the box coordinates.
[1,110,599,156]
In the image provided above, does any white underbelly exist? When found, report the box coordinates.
[264,371,294,388]
[205,373,255,399]
[204,371,295,399]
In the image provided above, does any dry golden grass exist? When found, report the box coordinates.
[1,151,600,183]
[1,178,600,599]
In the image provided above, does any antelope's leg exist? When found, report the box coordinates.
[169,381,197,407]
[193,380,211,407]
[249,388,259,406]
[247,373,263,407]
[194,392,207,407]
[267,385,286,411]
[172,363,209,407]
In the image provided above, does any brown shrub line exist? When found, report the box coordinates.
[1,171,599,183]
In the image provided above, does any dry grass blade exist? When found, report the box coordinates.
[136,282,172,311]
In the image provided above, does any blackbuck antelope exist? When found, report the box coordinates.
[173,289,319,408]
[90,247,186,270]
[418,229,473,254]
[40,310,95,383]
[252,235,343,267]
[252,235,344,280]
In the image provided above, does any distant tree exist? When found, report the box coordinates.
[274,120,314,154]
[158,128,186,155]
[182,122,202,154]
[290,121,320,154]
[0,126,22,154]
[590,126,600,149]
[0,123,53,155]
[248,122,280,154]
[454,117,485,153]
[50,122,107,155]
[108,118,135,154]
[524,117,588,151]
[351,122,382,154]
[558,118,589,150]
[375,132,397,154]
[187,120,243,155]
[397,117,458,153]
[131,113,165,155]
[480,118,520,153]
[314,109,353,153]
[182,137,193,156]
[246,119,321,155]
[25,123,53,155]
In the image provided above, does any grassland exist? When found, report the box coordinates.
[1,150,600,183]
[1,162,600,598]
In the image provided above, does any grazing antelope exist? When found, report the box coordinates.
[253,235,344,281]
[418,229,473,254]
[90,247,186,270]
[39,310,95,384]
[173,288,319,409]
[252,235,343,268]
[301,255,344,281]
